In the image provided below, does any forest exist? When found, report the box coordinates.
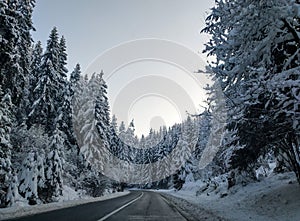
[0,0,299,211]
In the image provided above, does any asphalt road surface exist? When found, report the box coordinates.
[6,191,187,221]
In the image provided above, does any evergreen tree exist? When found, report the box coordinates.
[28,27,65,134]
[28,41,43,106]
[72,63,86,150]
[95,71,111,148]
[19,151,38,205]
[55,36,69,137]
[6,173,21,206]
[15,0,35,115]
[125,119,136,147]
[36,150,45,190]
[0,0,35,107]
[69,63,81,100]
[58,36,68,80]
[0,88,13,206]
[75,73,104,168]
[45,128,64,201]
[202,0,300,182]
[118,121,126,141]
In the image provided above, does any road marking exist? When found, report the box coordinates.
[97,192,144,221]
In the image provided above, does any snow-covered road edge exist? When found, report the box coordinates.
[158,172,300,221]
[159,192,228,221]
[0,191,130,220]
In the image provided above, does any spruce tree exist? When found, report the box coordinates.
[202,0,300,182]
[19,151,38,205]
[95,71,111,149]
[0,0,35,107]
[0,88,13,206]
[6,173,21,206]
[69,63,81,100]
[28,27,64,135]
[28,41,43,106]
[76,73,103,168]
[45,128,64,201]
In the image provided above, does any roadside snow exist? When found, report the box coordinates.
[0,187,129,221]
[162,172,300,221]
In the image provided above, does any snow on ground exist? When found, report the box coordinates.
[162,172,300,221]
[0,187,129,221]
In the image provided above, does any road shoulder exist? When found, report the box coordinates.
[160,193,228,221]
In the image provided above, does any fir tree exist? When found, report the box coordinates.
[28,41,43,106]
[28,27,66,135]
[202,0,300,182]
[6,173,21,206]
[58,36,68,80]
[0,88,13,206]
[45,128,64,201]
[75,73,104,168]
[19,151,38,205]
[95,71,111,148]
[69,63,81,100]
[0,0,35,107]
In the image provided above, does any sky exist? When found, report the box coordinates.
[32,0,215,136]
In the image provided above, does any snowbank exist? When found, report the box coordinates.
[0,188,129,220]
[164,172,300,221]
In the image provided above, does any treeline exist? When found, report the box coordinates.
[147,0,300,191]
[0,0,115,207]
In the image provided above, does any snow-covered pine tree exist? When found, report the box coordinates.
[125,120,137,181]
[73,72,113,194]
[139,134,146,149]
[6,172,22,206]
[109,115,119,152]
[194,111,211,161]
[28,41,43,108]
[19,151,38,205]
[110,115,118,134]
[36,150,45,191]
[118,121,126,142]
[171,118,196,188]
[182,116,198,183]
[55,36,69,136]
[54,35,72,149]
[0,0,35,107]
[75,73,104,169]
[69,63,82,102]
[58,36,68,80]
[202,0,300,182]
[0,0,18,92]
[45,128,64,201]
[94,71,113,182]
[28,27,65,135]
[15,0,35,122]
[56,65,83,191]
[72,63,87,146]
[95,71,111,148]
[125,120,136,147]
[0,88,13,206]
[57,81,77,149]
[109,114,119,155]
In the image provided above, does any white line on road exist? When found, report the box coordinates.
[97,192,144,221]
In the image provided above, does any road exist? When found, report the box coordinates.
[6,191,187,221]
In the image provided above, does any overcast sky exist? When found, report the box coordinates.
[32,0,215,136]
